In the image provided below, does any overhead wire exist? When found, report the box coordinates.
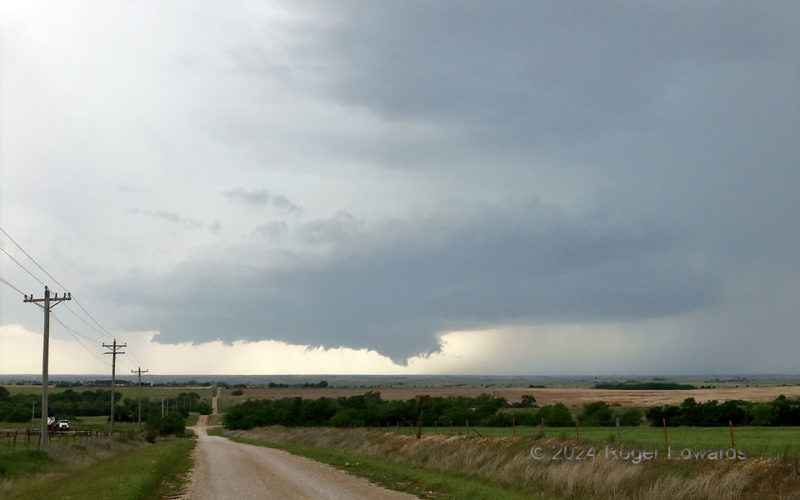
[0,226,69,290]
[51,311,104,344]
[63,302,112,340]
[0,274,26,296]
[0,225,115,337]
[51,312,112,368]
[0,246,48,288]
[0,225,146,370]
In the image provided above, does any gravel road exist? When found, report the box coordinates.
[184,415,418,500]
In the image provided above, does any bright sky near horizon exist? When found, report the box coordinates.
[1,2,798,375]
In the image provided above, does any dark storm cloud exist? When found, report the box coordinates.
[96,2,797,364]
[106,202,720,361]
[5,2,794,373]
[317,2,794,151]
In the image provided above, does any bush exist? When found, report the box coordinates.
[231,389,244,396]
[539,403,574,427]
[618,408,643,426]
[580,401,614,426]
[145,411,186,437]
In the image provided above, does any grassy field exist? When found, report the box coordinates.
[386,425,800,457]
[216,426,800,499]
[0,436,195,499]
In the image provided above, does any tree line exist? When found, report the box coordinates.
[0,387,211,422]
[223,392,645,430]
[647,395,800,426]
[224,392,800,430]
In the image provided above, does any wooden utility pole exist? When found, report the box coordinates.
[103,339,126,432]
[24,286,71,447]
[131,367,148,428]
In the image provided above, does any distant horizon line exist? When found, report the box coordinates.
[3,373,799,379]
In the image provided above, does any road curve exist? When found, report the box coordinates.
[185,416,417,500]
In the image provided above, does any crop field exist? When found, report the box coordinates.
[218,384,800,408]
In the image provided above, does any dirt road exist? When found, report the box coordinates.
[185,415,417,500]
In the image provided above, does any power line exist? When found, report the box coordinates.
[63,302,111,340]
[0,226,69,291]
[0,274,26,296]
[71,297,114,340]
[51,311,104,343]
[51,312,111,368]
[0,246,48,287]
[1,226,147,367]
[0,226,112,335]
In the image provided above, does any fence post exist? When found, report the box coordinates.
[662,418,668,451]
[616,416,620,443]
[729,421,735,448]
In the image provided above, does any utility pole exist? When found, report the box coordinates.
[103,339,126,432]
[24,286,71,447]
[131,367,148,428]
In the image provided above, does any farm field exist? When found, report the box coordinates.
[218,384,800,409]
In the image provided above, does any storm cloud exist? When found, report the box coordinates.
[1,1,797,373]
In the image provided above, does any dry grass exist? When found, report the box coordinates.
[227,426,800,499]
[225,385,800,408]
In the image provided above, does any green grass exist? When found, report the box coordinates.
[5,438,195,500]
[384,425,800,456]
[0,450,55,477]
[185,412,200,426]
[210,429,544,499]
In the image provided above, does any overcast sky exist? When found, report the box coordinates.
[1,2,798,375]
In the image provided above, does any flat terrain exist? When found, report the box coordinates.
[222,384,800,408]
[2,385,213,399]
[185,415,417,500]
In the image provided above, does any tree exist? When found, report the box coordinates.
[580,401,614,426]
[618,408,643,426]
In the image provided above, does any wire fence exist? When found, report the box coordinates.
[0,428,134,452]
